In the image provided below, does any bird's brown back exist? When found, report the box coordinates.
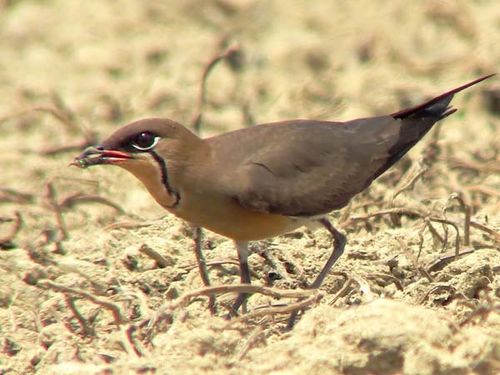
[205,117,409,217]
[203,74,496,218]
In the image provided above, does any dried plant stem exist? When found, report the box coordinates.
[59,193,125,214]
[342,207,461,254]
[235,324,265,361]
[391,162,428,203]
[138,244,171,268]
[180,259,241,272]
[447,157,500,174]
[65,295,94,336]
[192,226,216,315]
[328,278,356,305]
[470,220,500,244]
[174,284,317,308]
[0,212,22,248]
[191,43,241,133]
[448,193,471,246]
[145,284,319,332]
[0,188,35,204]
[397,237,433,281]
[427,249,476,272]
[44,182,68,241]
[232,293,322,323]
[38,280,127,325]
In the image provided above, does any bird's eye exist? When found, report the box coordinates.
[131,132,159,151]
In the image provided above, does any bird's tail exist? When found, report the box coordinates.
[390,73,495,120]
[367,74,494,184]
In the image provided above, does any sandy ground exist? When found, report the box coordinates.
[0,1,499,374]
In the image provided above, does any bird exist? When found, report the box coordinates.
[72,73,494,319]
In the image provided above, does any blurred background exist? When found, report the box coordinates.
[0,1,498,374]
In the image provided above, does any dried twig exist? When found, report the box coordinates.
[429,217,461,254]
[0,106,73,129]
[341,207,461,253]
[138,244,172,268]
[341,207,425,228]
[391,161,428,203]
[0,99,97,155]
[174,284,317,308]
[44,182,68,241]
[0,212,22,249]
[58,192,125,214]
[144,284,319,333]
[48,92,80,133]
[65,295,95,336]
[427,248,476,272]
[42,94,97,154]
[123,325,146,357]
[448,193,471,246]
[348,200,386,212]
[397,237,433,282]
[232,293,322,324]
[190,42,241,133]
[417,222,427,260]
[38,279,127,325]
[425,218,445,245]
[104,221,155,231]
[470,220,500,244]
[418,283,458,304]
[459,304,499,327]
[458,290,499,327]
[235,324,265,361]
[328,278,356,305]
[192,226,216,315]
[0,188,35,204]
[421,122,442,166]
[366,272,405,291]
[465,185,500,199]
[446,157,500,174]
[179,259,241,272]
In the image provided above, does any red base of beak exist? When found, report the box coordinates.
[100,150,132,160]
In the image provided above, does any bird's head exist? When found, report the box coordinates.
[72,118,205,209]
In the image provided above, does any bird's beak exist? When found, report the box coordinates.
[70,146,133,169]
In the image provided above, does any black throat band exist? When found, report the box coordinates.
[149,150,180,208]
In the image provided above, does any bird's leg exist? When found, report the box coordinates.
[192,225,216,314]
[287,217,346,328]
[231,240,251,314]
[310,218,347,289]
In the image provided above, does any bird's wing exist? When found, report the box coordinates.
[211,118,406,217]
[208,74,494,217]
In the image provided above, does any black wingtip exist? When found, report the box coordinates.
[391,73,496,119]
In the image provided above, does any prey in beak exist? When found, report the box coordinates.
[70,146,133,169]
